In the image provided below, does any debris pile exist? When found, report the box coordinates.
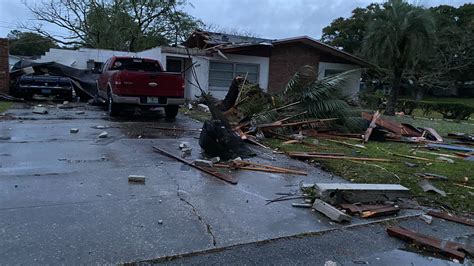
[290,183,409,223]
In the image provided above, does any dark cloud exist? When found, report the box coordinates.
[0,0,471,39]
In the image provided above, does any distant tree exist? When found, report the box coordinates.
[22,0,202,51]
[362,0,435,115]
[7,30,57,56]
[321,4,380,54]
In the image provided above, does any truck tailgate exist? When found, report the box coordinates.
[116,71,184,97]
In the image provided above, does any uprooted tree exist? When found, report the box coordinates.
[22,0,202,51]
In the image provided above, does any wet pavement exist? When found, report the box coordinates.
[0,102,470,264]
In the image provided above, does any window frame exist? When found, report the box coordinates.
[209,61,260,90]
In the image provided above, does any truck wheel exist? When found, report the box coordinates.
[164,105,179,120]
[107,91,120,117]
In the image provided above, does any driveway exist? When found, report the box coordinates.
[0,102,463,264]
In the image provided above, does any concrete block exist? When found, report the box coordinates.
[312,199,352,223]
[197,103,210,113]
[70,128,79,134]
[210,157,220,164]
[128,175,145,183]
[314,183,410,205]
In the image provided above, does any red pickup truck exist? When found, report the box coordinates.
[96,56,185,118]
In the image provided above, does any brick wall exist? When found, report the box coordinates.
[268,43,320,94]
[0,38,9,95]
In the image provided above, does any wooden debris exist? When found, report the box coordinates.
[258,118,338,129]
[214,161,307,176]
[288,152,392,162]
[339,203,392,215]
[416,173,448,180]
[325,139,366,149]
[386,226,474,261]
[362,112,422,137]
[152,146,237,185]
[314,183,410,205]
[427,210,474,227]
[292,203,312,208]
[360,206,400,218]
[364,110,381,142]
[312,199,352,223]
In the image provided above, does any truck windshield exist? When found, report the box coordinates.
[111,58,162,72]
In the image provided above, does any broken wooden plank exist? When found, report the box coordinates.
[152,146,237,185]
[362,112,422,137]
[258,118,338,129]
[312,199,352,223]
[288,153,392,162]
[416,173,448,180]
[314,183,410,205]
[386,226,473,261]
[325,139,366,149]
[339,203,392,215]
[364,110,381,142]
[423,127,443,142]
[427,210,474,227]
[360,206,400,218]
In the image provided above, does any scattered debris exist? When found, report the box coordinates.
[158,219,163,225]
[128,175,146,183]
[32,106,48,114]
[193,159,214,168]
[339,203,400,218]
[418,180,446,197]
[70,128,79,134]
[98,131,108,138]
[386,226,473,261]
[363,110,381,142]
[416,173,448,181]
[75,111,85,115]
[360,206,400,218]
[312,199,352,223]
[288,152,392,162]
[426,143,474,153]
[404,162,418,168]
[209,156,220,164]
[197,103,210,113]
[180,147,192,157]
[427,210,474,227]
[291,203,312,208]
[420,214,433,224]
[93,125,107,129]
[312,183,410,205]
[436,156,454,164]
[153,146,237,184]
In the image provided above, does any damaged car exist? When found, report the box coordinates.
[14,73,76,100]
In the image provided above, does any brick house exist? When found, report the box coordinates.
[184,31,372,99]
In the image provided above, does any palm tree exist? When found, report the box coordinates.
[363,0,434,115]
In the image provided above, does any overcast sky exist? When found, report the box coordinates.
[0,0,471,40]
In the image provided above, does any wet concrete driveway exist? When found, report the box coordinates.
[0,103,420,264]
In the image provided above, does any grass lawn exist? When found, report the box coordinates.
[0,101,12,113]
[185,105,473,213]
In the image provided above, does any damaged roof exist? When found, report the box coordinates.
[185,30,373,68]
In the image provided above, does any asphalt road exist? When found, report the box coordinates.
[0,102,472,264]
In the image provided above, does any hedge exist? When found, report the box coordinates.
[361,95,474,120]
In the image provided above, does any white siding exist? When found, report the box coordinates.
[318,62,361,98]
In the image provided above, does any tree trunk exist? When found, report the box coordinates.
[385,70,402,116]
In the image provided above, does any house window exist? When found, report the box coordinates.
[166,57,184,72]
[209,61,259,88]
[324,69,345,78]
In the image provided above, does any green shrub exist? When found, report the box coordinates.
[398,100,474,120]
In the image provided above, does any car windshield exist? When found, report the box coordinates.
[111,58,162,72]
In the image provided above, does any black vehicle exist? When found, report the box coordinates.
[14,74,75,100]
